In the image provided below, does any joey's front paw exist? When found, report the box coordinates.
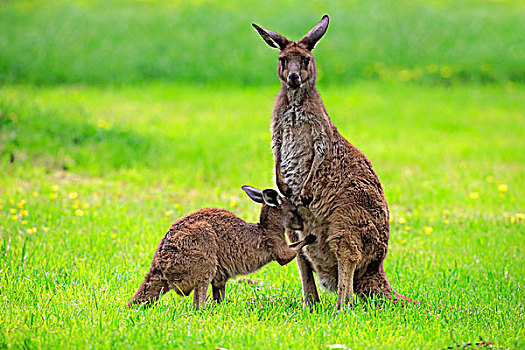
[304,234,317,245]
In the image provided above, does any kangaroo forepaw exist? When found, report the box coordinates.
[300,193,313,206]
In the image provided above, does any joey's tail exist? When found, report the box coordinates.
[127,265,169,308]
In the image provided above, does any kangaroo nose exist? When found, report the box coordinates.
[287,72,301,88]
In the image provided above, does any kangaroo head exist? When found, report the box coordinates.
[242,185,303,231]
[252,15,329,90]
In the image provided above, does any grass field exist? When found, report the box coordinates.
[1,0,525,349]
[1,0,524,85]
[1,82,524,349]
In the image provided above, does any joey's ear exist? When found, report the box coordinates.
[252,23,290,50]
[242,185,264,204]
[298,15,329,51]
[262,189,282,207]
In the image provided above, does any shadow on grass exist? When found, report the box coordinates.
[0,98,168,174]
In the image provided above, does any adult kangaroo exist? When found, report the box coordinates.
[253,15,415,309]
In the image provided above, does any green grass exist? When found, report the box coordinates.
[1,0,524,347]
[1,0,524,85]
[1,81,524,349]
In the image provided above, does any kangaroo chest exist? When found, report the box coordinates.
[279,107,314,195]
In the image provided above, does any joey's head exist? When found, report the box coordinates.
[252,15,329,90]
[242,185,303,231]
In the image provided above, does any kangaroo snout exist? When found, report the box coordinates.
[287,72,301,89]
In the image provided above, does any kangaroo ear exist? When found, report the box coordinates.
[242,185,264,204]
[252,23,290,50]
[298,15,329,51]
[262,189,282,207]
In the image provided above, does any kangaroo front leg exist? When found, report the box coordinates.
[192,282,210,309]
[274,244,299,266]
[274,234,316,265]
[289,234,317,250]
[272,131,292,197]
[275,157,292,197]
[212,284,226,303]
[300,140,327,205]
[335,259,358,310]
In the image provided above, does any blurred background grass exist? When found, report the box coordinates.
[1,0,524,86]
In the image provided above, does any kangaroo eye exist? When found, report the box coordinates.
[302,57,310,67]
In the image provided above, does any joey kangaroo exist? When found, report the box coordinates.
[253,15,416,309]
[128,186,316,308]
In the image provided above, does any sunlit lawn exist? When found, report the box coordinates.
[1,81,524,349]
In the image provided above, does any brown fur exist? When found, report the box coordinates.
[127,187,315,308]
[253,16,417,309]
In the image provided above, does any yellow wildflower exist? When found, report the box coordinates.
[26,228,33,234]
[20,210,29,217]
[0,205,2,210]
[32,192,39,198]
[49,193,58,200]
[10,208,17,214]
[11,215,18,221]
[404,226,411,231]
[423,226,433,235]
[516,213,524,220]
[9,199,15,205]
[398,217,406,224]
[17,200,26,209]
[72,203,79,209]
[21,220,28,225]
[443,220,449,225]
[389,216,394,223]
[399,69,412,82]
[69,192,78,200]
[74,209,84,217]
[82,203,89,209]
[401,239,407,244]
[97,120,111,130]
[51,185,59,192]
[111,233,117,239]
[440,65,452,78]
[42,226,50,232]
[469,192,479,200]
[174,203,181,209]
[443,210,450,216]
[510,216,516,224]
[497,184,507,193]
[164,210,174,217]
[229,200,238,208]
